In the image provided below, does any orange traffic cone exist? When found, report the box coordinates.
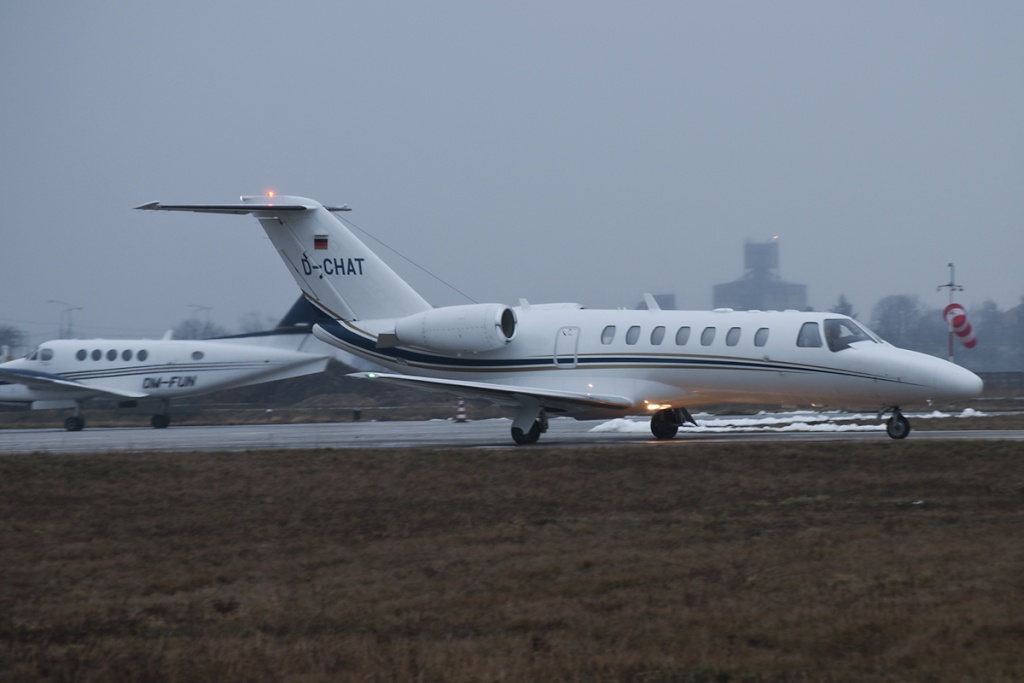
[455,399,468,422]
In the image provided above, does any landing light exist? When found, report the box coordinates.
[266,190,276,198]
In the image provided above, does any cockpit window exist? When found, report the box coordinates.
[41,349,54,361]
[824,318,876,352]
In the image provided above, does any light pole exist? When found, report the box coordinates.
[937,263,964,363]
[47,300,82,339]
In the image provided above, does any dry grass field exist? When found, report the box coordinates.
[2,440,1023,682]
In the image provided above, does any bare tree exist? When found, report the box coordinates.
[830,294,856,319]
[870,295,922,348]
[0,325,25,359]
[172,317,228,340]
[238,311,277,334]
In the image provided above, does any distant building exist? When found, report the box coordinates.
[712,239,808,311]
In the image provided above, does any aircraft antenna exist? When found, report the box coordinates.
[339,215,478,305]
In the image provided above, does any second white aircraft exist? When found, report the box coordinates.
[138,194,983,444]
[0,298,330,431]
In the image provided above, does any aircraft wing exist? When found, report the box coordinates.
[348,372,633,413]
[0,368,148,399]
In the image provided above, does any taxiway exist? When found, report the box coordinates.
[2,417,1022,456]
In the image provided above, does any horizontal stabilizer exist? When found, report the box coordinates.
[348,371,633,412]
[135,202,351,214]
[0,367,147,399]
[137,193,431,322]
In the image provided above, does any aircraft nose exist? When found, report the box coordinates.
[933,360,984,401]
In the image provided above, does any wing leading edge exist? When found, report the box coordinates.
[0,368,147,399]
[348,371,633,414]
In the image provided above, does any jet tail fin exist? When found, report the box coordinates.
[273,296,336,329]
[136,195,432,322]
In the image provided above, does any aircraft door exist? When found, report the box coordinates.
[554,327,580,368]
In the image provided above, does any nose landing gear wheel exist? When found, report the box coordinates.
[64,416,85,432]
[151,414,170,429]
[885,410,910,439]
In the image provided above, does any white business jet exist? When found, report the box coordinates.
[137,194,983,444]
[0,297,330,431]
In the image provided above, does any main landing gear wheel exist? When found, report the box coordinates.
[651,407,695,440]
[151,414,171,429]
[64,416,85,432]
[511,421,542,445]
[885,410,911,440]
[650,408,680,440]
[510,408,548,445]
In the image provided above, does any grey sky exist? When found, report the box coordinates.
[2,2,1022,347]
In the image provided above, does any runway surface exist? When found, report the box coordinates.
[3,412,1023,455]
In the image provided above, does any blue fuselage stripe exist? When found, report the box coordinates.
[319,322,887,383]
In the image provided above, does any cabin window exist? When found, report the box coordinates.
[701,327,716,346]
[675,326,691,345]
[601,325,616,345]
[797,322,823,348]
[138,350,149,361]
[192,351,204,360]
[122,350,133,361]
[650,326,666,345]
[726,327,741,346]
[625,326,641,345]
[754,328,769,347]
[76,349,87,361]
[106,349,117,361]
[91,349,102,361]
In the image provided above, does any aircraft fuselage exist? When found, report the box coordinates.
[317,307,981,417]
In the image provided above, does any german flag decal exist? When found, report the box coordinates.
[314,235,329,250]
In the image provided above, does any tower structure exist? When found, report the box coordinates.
[712,239,807,311]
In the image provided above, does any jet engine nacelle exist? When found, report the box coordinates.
[393,303,517,354]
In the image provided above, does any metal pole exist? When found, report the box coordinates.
[937,262,963,363]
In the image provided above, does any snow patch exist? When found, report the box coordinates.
[588,408,988,435]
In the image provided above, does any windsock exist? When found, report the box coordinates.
[943,303,977,349]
